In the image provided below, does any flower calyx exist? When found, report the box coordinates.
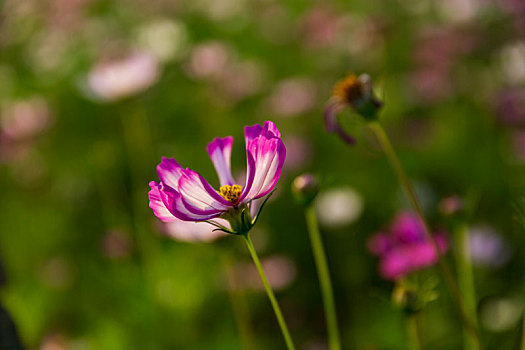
[205,189,276,236]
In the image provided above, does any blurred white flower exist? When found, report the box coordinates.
[480,297,523,332]
[86,51,160,102]
[468,225,511,268]
[315,187,364,228]
[136,19,188,63]
[164,219,227,243]
[500,41,525,85]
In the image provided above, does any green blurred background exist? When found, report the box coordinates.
[1,0,524,348]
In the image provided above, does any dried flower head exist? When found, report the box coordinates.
[324,73,382,145]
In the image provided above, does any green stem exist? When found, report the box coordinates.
[454,223,480,350]
[242,234,296,350]
[406,315,421,350]
[368,121,481,346]
[304,205,342,350]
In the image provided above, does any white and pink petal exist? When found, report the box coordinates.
[241,121,286,201]
[207,136,235,186]
[178,169,232,211]
[157,157,184,190]
[148,181,176,222]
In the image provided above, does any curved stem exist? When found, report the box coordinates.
[242,234,296,350]
[368,121,481,346]
[304,205,342,350]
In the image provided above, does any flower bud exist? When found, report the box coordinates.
[292,173,319,206]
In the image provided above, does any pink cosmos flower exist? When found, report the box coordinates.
[148,121,286,235]
[367,212,449,281]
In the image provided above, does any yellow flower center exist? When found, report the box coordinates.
[332,74,364,105]
[218,184,242,204]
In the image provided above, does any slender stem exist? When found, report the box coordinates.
[406,315,421,350]
[242,234,296,350]
[304,205,342,350]
[454,223,480,350]
[221,253,257,350]
[368,121,481,345]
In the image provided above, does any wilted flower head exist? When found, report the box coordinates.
[324,73,382,145]
[367,211,448,281]
[149,121,286,235]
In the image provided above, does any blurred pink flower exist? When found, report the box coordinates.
[268,78,317,117]
[282,135,313,171]
[298,5,344,49]
[46,0,91,29]
[410,26,477,103]
[0,97,53,165]
[494,88,525,126]
[219,60,265,102]
[497,0,525,34]
[186,42,230,79]
[1,97,52,140]
[439,195,463,215]
[87,51,160,102]
[368,212,449,281]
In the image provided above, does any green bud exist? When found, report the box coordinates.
[292,173,319,206]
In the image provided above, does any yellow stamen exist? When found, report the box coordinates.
[332,74,364,105]
[218,184,242,204]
